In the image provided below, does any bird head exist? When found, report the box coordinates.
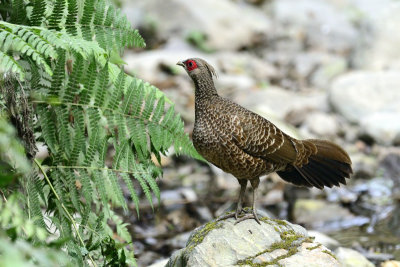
[177,58,217,80]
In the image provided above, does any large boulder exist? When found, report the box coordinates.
[167,214,340,267]
[329,71,400,145]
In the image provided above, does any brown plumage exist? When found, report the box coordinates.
[177,58,352,224]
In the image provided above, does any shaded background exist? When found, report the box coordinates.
[119,0,400,265]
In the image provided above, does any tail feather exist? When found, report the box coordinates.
[277,139,352,189]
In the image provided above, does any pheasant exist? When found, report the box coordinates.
[177,58,352,224]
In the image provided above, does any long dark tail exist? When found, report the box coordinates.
[277,139,352,189]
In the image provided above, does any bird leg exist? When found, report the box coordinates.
[234,178,261,225]
[217,179,248,221]
[235,179,248,219]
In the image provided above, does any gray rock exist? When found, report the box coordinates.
[303,112,340,137]
[148,259,169,267]
[212,52,278,81]
[235,87,328,121]
[352,1,400,71]
[308,230,340,251]
[335,247,375,267]
[166,214,340,267]
[293,52,348,90]
[360,112,400,145]
[124,50,209,83]
[294,199,361,230]
[329,71,400,124]
[125,0,271,51]
[272,0,359,53]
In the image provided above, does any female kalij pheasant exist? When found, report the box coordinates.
[177,58,352,224]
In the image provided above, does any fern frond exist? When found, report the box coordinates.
[27,172,47,229]
[120,173,140,216]
[65,0,78,35]
[65,169,82,213]
[48,0,66,29]
[36,105,57,153]
[10,0,28,25]
[133,165,154,210]
[0,50,24,79]
[107,172,127,212]
[30,0,46,26]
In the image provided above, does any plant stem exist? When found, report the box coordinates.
[34,158,97,267]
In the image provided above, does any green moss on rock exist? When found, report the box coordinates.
[322,249,337,260]
[307,243,322,250]
[237,228,307,266]
[184,220,223,254]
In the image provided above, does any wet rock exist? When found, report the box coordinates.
[167,214,340,267]
[335,247,374,267]
[294,199,365,231]
[126,0,271,51]
[352,177,393,207]
[379,150,400,195]
[329,71,400,124]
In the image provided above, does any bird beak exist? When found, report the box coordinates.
[176,61,185,67]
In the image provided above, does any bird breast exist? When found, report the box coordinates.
[192,112,275,180]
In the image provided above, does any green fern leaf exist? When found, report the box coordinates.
[133,164,154,210]
[10,0,28,25]
[30,0,46,26]
[48,0,66,29]
[66,0,78,35]
[36,105,57,153]
[107,172,127,212]
[0,50,24,79]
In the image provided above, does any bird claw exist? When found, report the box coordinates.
[217,208,247,222]
[234,210,261,225]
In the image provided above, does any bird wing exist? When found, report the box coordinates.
[220,102,298,164]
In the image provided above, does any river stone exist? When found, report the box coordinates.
[272,0,358,53]
[329,71,400,124]
[126,0,271,51]
[335,247,374,267]
[360,112,400,145]
[166,214,340,267]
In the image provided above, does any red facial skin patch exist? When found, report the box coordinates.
[185,60,198,71]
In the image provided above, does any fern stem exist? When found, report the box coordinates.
[34,158,98,267]
[41,165,150,175]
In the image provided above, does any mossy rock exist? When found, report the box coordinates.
[166,212,340,267]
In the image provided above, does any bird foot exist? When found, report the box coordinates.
[217,209,246,221]
[234,210,261,225]
[217,209,261,225]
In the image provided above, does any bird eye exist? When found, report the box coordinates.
[185,60,197,71]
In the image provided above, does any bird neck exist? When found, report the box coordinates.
[193,74,218,103]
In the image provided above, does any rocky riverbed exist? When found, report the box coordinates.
[119,0,400,266]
